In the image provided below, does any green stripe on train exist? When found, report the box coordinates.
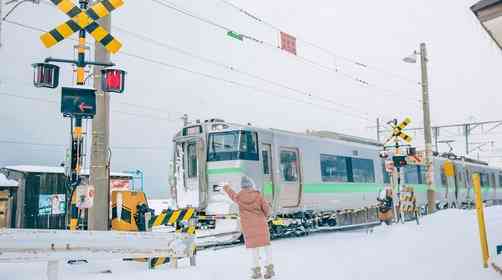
[207,167,243,175]
[264,182,430,194]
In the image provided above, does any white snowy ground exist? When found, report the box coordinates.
[2,207,502,280]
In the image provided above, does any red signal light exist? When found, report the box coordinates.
[101,68,126,93]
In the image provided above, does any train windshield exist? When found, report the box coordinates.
[207,131,259,161]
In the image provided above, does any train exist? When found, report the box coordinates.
[170,119,502,240]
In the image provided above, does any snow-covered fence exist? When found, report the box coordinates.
[0,228,193,280]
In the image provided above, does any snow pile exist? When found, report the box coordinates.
[2,207,502,280]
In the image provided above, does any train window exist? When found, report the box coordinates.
[480,173,490,187]
[440,167,447,187]
[499,175,502,188]
[404,166,420,184]
[187,143,198,178]
[382,162,390,184]
[351,158,375,183]
[280,150,299,182]
[320,154,348,182]
[207,131,259,161]
[262,150,270,175]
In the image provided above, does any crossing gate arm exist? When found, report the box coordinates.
[0,229,182,280]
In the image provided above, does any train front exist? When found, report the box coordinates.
[171,119,260,243]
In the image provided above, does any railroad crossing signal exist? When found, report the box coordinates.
[40,0,123,54]
[392,117,412,143]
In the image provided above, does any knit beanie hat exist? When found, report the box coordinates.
[241,175,255,189]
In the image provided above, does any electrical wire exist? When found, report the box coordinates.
[218,0,420,86]
[2,19,373,122]
[113,26,375,113]
[119,51,374,122]
[149,0,421,104]
[0,91,176,122]
[0,139,171,151]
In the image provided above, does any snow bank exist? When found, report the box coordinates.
[1,207,502,280]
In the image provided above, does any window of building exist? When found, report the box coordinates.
[280,150,299,182]
[351,158,375,183]
[320,154,349,182]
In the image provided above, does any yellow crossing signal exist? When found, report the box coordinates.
[393,117,412,143]
[40,0,123,54]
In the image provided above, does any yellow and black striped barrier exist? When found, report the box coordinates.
[149,208,197,269]
[149,208,195,228]
[400,186,418,214]
[41,0,123,54]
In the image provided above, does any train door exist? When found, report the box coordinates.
[175,139,205,209]
[0,191,11,228]
[261,144,274,203]
[279,148,301,207]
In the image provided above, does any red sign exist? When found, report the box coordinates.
[280,32,297,55]
[110,179,130,191]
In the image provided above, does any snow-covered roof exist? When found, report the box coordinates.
[2,165,133,178]
[0,173,18,187]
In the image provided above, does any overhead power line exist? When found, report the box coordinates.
[0,91,175,122]
[0,139,170,151]
[218,0,420,86]
[3,19,373,123]
[119,51,374,122]
[113,26,376,114]
[148,0,420,104]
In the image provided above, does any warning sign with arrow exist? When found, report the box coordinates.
[61,87,96,118]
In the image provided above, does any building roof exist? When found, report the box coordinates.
[1,165,133,178]
[0,173,18,187]
[471,0,502,13]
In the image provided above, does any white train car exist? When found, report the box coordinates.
[171,119,502,239]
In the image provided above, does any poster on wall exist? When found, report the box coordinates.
[111,179,130,192]
[38,194,66,215]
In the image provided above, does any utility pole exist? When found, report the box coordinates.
[88,0,111,231]
[376,117,381,143]
[465,124,470,155]
[182,114,189,126]
[420,42,435,214]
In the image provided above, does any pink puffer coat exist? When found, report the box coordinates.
[224,186,271,248]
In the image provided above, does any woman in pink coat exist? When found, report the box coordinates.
[224,176,275,279]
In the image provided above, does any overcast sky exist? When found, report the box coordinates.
[1,0,502,198]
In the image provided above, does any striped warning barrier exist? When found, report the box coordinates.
[149,208,197,269]
[149,208,195,228]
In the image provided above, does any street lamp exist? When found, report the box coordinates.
[403,43,435,214]
[471,0,502,50]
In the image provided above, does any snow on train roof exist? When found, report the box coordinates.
[0,173,18,187]
[1,165,133,177]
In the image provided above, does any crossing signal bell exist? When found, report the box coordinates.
[101,68,126,93]
[32,63,60,88]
